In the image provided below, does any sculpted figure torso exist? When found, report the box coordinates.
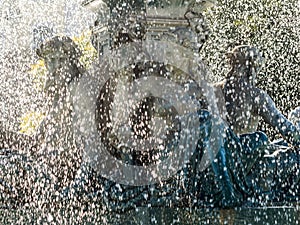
[0,36,84,188]
[214,45,300,146]
[216,76,260,134]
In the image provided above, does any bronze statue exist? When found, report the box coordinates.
[1,1,300,211]
[214,45,300,146]
[213,45,300,203]
[0,36,85,207]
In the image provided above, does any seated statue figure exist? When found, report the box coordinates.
[214,45,300,160]
[1,38,299,210]
[34,36,84,185]
[213,45,300,202]
[0,36,85,206]
[214,45,300,145]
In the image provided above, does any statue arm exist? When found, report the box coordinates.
[255,89,300,146]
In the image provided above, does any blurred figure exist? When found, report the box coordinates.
[214,45,300,147]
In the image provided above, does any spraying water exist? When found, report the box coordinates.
[0,0,300,224]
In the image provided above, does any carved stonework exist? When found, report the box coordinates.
[82,0,216,54]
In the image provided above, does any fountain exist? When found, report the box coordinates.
[1,0,300,224]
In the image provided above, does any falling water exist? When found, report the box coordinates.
[1,0,300,224]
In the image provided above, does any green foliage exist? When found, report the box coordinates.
[19,111,45,135]
[72,31,97,69]
[28,59,47,91]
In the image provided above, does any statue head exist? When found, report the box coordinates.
[36,36,83,97]
[36,36,82,71]
[226,45,264,84]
